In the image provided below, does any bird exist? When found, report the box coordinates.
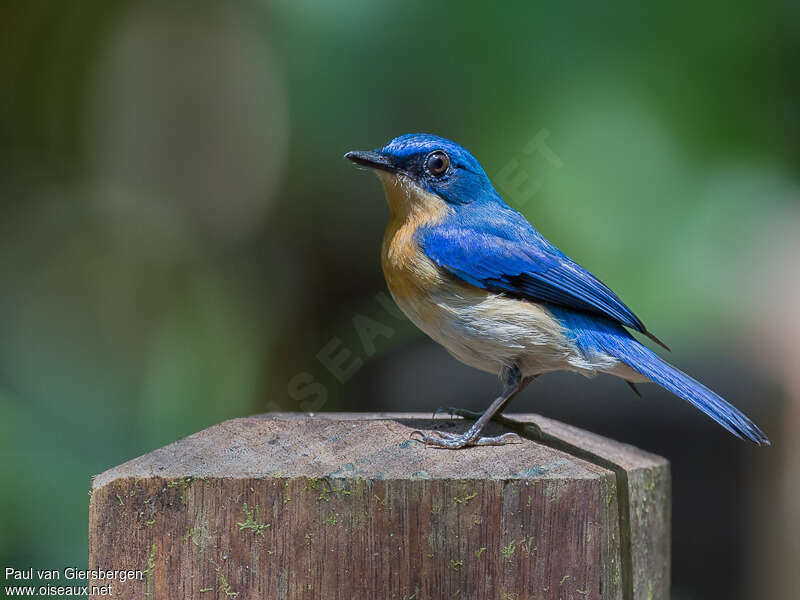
[345,133,769,449]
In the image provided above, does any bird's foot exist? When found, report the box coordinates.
[431,407,544,440]
[409,429,521,449]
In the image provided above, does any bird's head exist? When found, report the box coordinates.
[346,133,496,217]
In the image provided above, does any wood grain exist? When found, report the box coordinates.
[88,413,669,599]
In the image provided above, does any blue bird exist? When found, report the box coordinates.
[345,133,769,448]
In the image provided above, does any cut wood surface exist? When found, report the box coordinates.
[88,413,669,599]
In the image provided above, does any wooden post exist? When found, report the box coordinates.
[88,413,669,599]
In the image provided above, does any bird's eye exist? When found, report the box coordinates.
[425,151,450,177]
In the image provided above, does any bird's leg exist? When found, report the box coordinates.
[435,375,538,423]
[432,375,543,439]
[413,366,525,449]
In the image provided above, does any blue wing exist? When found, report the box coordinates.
[417,203,669,350]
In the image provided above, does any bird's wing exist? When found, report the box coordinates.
[418,212,668,350]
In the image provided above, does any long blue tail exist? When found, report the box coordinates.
[553,308,770,445]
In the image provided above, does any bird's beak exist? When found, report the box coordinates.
[344,150,399,174]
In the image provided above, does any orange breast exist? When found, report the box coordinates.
[377,172,455,323]
[381,215,442,307]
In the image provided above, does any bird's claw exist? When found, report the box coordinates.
[471,432,523,446]
[409,429,523,449]
[409,430,427,443]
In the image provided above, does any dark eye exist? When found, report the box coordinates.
[425,151,450,177]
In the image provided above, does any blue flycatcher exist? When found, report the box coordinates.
[346,133,768,449]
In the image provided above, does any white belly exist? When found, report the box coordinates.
[390,278,626,379]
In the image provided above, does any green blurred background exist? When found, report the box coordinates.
[1,1,799,598]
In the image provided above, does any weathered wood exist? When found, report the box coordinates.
[88,413,669,599]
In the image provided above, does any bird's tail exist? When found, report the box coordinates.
[553,308,770,445]
[615,339,769,444]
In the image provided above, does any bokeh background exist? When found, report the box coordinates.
[1,1,799,598]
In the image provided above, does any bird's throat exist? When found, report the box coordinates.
[376,172,450,223]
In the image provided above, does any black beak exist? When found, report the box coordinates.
[344,150,399,174]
